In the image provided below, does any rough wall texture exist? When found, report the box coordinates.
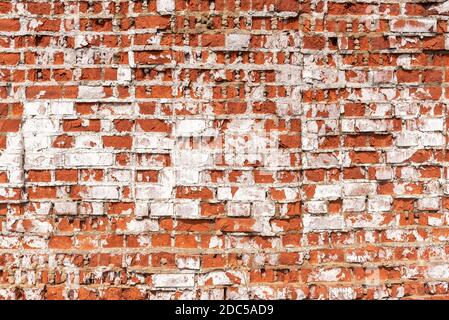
[1,0,449,300]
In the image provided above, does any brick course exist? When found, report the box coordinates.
[0,0,449,299]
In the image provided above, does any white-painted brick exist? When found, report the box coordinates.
[396,131,419,147]
[23,119,59,133]
[156,0,175,14]
[343,198,366,212]
[355,119,387,132]
[176,256,200,270]
[305,201,328,214]
[136,185,172,200]
[368,196,392,212]
[227,202,251,217]
[174,201,199,218]
[343,183,377,197]
[217,187,266,201]
[386,149,415,164]
[65,153,113,166]
[53,202,77,215]
[226,34,251,49]
[314,185,341,199]
[421,132,444,147]
[152,274,195,288]
[84,186,120,200]
[302,214,346,232]
[150,202,174,216]
[50,101,75,115]
[252,202,275,216]
[78,86,105,99]
[418,197,440,211]
[117,66,132,83]
[418,118,444,132]
[427,265,449,279]
[175,119,206,136]
[375,167,393,180]
[24,101,48,116]
[135,202,149,217]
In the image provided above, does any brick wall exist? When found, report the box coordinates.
[1,0,449,300]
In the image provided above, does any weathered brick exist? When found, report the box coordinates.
[0,0,447,301]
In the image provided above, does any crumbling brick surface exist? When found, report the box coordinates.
[1,0,449,300]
